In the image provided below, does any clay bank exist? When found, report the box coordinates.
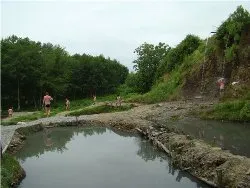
[4,101,250,188]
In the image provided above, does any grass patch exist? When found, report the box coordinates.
[128,70,182,104]
[1,153,24,188]
[68,104,134,116]
[1,112,43,126]
[200,100,250,122]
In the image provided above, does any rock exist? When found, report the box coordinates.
[186,135,192,140]
[17,122,26,125]
[247,168,250,175]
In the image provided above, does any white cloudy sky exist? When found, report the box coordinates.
[1,1,250,71]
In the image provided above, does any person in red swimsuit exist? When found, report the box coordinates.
[43,92,53,117]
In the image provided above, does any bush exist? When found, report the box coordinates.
[201,100,250,121]
[1,153,24,188]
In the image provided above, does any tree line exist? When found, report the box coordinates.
[1,35,128,110]
[2,6,249,110]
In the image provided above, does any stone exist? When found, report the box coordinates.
[246,168,250,175]
[17,122,26,125]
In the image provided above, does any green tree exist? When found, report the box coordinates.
[216,5,250,49]
[133,42,170,92]
[156,34,201,78]
[1,35,42,110]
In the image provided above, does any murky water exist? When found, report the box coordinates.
[167,118,250,157]
[16,126,209,188]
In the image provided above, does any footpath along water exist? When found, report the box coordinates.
[16,126,210,188]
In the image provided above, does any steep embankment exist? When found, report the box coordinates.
[183,24,250,100]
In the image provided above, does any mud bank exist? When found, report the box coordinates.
[6,111,250,188]
[136,125,250,188]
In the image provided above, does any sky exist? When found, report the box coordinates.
[1,1,250,71]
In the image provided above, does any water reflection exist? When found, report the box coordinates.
[167,118,250,157]
[134,137,208,188]
[135,137,166,162]
[16,127,209,188]
[17,127,83,161]
[43,128,53,147]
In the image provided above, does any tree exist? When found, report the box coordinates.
[1,35,128,110]
[133,42,170,92]
[155,34,201,78]
[216,5,250,49]
[1,35,42,110]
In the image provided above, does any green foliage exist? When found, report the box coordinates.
[68,104,133,116]
[216,5,250,49]
[200,100,250,122]
[1,36,128,110]
[156,34,201,78]
[124,72,142,93]
[70,54,128,97]
[225,44,238,62]
[129,44,204,104]
[239,101,250,120]
[1,153,23,188]
[133,42,170,92]
[129,70,182,103]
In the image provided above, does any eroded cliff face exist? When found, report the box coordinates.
[182,25,250,100]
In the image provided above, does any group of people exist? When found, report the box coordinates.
[7,92,123,119]
[41,92,122,117]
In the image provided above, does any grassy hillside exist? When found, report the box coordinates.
[125,6,250,121]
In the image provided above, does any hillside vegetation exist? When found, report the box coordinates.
[1,6,249,122]
[122,6,250,121]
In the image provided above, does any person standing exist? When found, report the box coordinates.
[93,95,96,105]
[8,107,13,117]
[116,95,122,107]
[217,78,225,96]
[65,97,70,111]
[43,92,53,117]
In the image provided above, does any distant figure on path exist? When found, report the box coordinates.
[93,95,96,105]
[43,92,53,117]
[65,97,70,111]
[116,95,122,107]
[8,107,13,118]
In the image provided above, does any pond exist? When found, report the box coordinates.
[167,118,250,157]
[16,126,210,188]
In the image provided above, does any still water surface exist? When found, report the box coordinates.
[16,126,210,188]
[167,118,250,157]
